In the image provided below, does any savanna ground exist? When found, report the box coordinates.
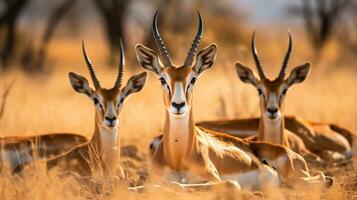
[0,30,357,199]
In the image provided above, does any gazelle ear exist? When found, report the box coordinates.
[121,72,147,99]
[193,44,217,76]
[135,44,163,76]
[235,62,259,86]
[68,72,94,97]
[286,63,310,87]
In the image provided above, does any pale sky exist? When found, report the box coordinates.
[236,0,300,25]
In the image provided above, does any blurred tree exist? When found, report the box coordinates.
[336,1,357,57]
[0,80,14,120]
[21,0,79,72]
[92,0,131,65]
[142,0,247,61]
[289,0,352,50]
[143,0,197,52]
[0,0,30,70]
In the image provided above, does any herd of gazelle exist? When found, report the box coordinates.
[0,11,355,191]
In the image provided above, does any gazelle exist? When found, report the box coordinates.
[138,11,331,190]
[198,32,353,162]
[0,40,147,177]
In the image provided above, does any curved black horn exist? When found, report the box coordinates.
[183,11,203,66]
[114,38,125,89]
[278,31,292,79]
[82,41,101,89]
[251,32,266,80]
[152,10,173,67]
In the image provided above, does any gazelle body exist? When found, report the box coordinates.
[0,41,147,177]
[139,11,331,190]
[198,33,353,162]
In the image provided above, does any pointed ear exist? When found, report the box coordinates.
[193,44,217,76]
[235,62,259,86]
[68,72,94,97]
[135,44,163,76]
[121,72,147,99]
[286,63,310,87]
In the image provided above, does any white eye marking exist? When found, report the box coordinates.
[93,94,105,111]
[187,77,197,91]
[118,97,124,107]
[159,77,170,92]
[280,88,287,99]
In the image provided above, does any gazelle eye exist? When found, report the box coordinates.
[257,88,263,95]
[190,77,197,85]
[117,98,124,109]
[282,89,287,95]
[93,97,99,105]
[160,78,166,85]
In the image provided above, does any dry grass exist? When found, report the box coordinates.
[0,33,356,199]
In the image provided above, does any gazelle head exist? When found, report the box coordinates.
[236,32,310,121]
[136,11,217,117]
[69,40,147,129]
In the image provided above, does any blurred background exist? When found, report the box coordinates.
[0,0,356,142]
[1,0,356,72]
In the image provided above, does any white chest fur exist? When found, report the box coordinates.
[262,117,282,144]
[166,113,191,164]
[99,127,120,170]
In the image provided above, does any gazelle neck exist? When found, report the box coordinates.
[162,108,198,170]
[259,115,285,145]
[90,121,120,171]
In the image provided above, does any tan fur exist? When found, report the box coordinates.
[145,65,330,189]
[197,36,353,163]
[0,55,146,177]
[198,89,353,162]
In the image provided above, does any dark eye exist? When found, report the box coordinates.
[160,78,166,85]
[93,97,99,104]
[120,98,124,104]
[257,88,263,95]
[282,89,287,95]
[190,77,197,85]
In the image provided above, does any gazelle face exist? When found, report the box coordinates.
[235,32,310,121]
[158,66,194,116]
[236,67,309,120]
[69,72,147,129]
[136,44,217,117]
[68,41,147,129]
[135,10,217,117]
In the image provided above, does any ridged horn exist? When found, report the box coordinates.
[114,38,125,89]
[278,31,292,79]
[82,41,101,89]
[152,10,173,67]
[251,32,266,80]
[183,11,203,66]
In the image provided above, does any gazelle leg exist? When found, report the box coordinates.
[299,170,333,187]
[170,180,241,191]
[300,149,324,164]
[128,180,241,192]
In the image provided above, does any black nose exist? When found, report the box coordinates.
[105,116,117,122]
[267,107,278,114]
[172,102,185,110]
